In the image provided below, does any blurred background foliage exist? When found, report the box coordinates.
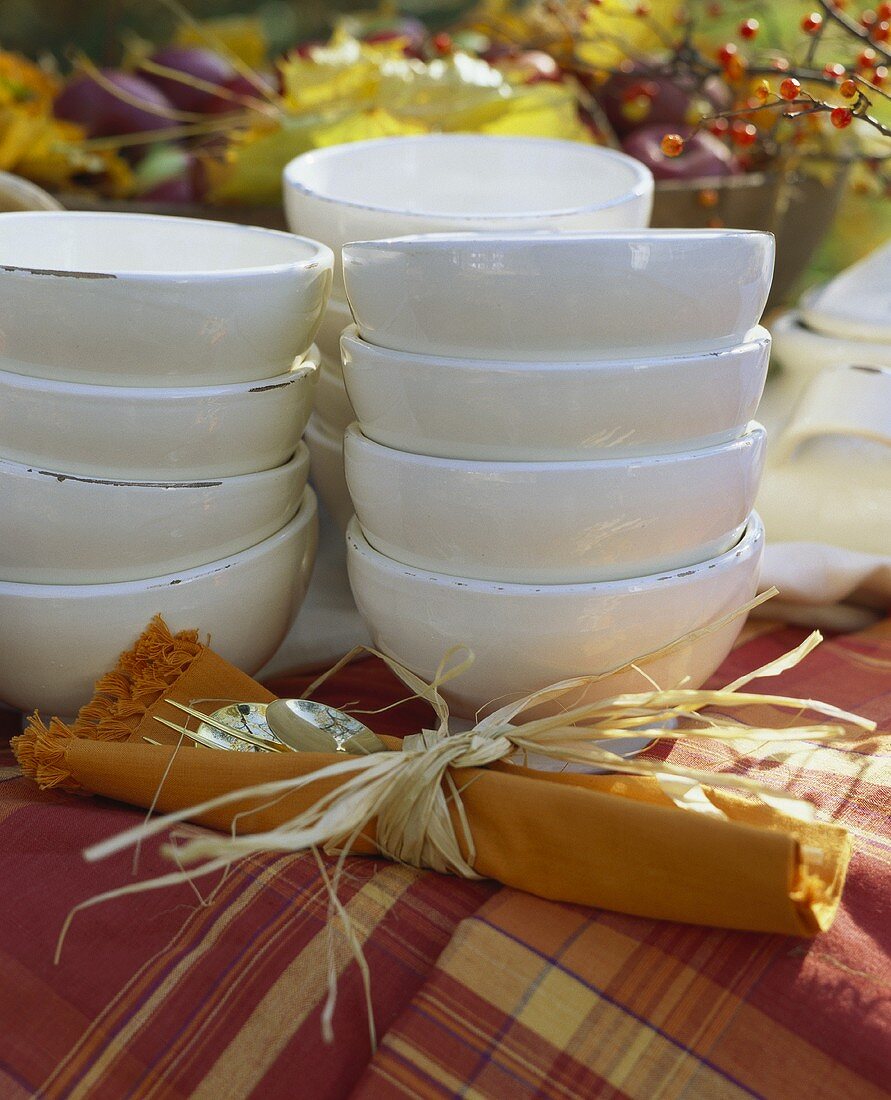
[0,0,460,64]
[1,0,887,284]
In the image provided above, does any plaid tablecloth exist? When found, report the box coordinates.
[1,618,889,1099]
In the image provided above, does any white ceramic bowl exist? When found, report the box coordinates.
[284,135,653,289]
[0,211,333,385]
[305,414,353,531]
[347,512,764,719]
[315,355,356,430]
[341,324,770,460]
[344,422,765,583]
[0,488,319,717]
[343,230,775,360]
[0,171,62,212]
[0,348,319,479]
[0,443,309,584]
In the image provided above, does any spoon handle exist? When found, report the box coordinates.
[165,699,288,752]
[152,715,249,752]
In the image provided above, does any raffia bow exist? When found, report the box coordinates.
[56,590,874,1046]
[81,590,873,880]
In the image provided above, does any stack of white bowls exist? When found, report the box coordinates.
[338,229,775,719]
[283,133,655,526]
[0,211,334,718]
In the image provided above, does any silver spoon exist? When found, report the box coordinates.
[266,698,388,755]
[158,697,388,756]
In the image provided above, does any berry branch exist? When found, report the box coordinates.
[816,0,891,64]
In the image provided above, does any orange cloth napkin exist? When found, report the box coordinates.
[13,618,850,937]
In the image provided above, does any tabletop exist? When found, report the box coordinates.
[1,616,889,1099]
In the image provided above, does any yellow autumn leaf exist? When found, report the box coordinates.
[279,52,379,113]
[310,106,427,147]
[0,50,59,114]
[174,15,267,70]
[376,52,510,127]
[477,82,593,142]
[576,0,684,70]
[207,115,319,205]
[0,109,44,171]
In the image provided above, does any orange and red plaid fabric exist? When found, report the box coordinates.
[1,619,889,1099]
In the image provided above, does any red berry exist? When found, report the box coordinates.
[874,65,888,85]
[873,20,891,41]
[716,42,738,65]
[858,47,878,68]
[739,18,759,38]
[860,9,878,27]
[707,116,730,135]
[823,63,846,80]
[839,78,858,97]
[752,79,771,103]
[660,132,685,156]
[621,79,659,102]
[731,120,758,146]
[879,1,891,17]
[779,77,801,100]
[431,32,452,54]
[801,12,824,33]
[725,55,747,81]
[830,106,854,128]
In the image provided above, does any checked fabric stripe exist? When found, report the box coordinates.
[1,619,889,1099]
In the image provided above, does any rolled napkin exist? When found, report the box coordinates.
[13,617,864,937]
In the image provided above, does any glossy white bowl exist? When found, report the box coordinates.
[341,324,770,460]
[343,230,775,360]
[347,512,764,719]
[284,135,653,289]
[0,443,309,584]
[0,348,319,479]
[0,211,333,385]
[345,422,765,583]
[315,355,356,430]
[0,488,319,717]
[0,170,62,212]
[305,414,352,531]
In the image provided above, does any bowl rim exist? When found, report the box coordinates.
[0,210,334,280]
[343,227,776,253]
[0,346,320,399]
[347,509,764,597]
[798,281,891,344]
[340,323,771,372]
[344,420,766,473]
[0,440,310,490]
[0,486,318,597]
[284,134,653,220]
